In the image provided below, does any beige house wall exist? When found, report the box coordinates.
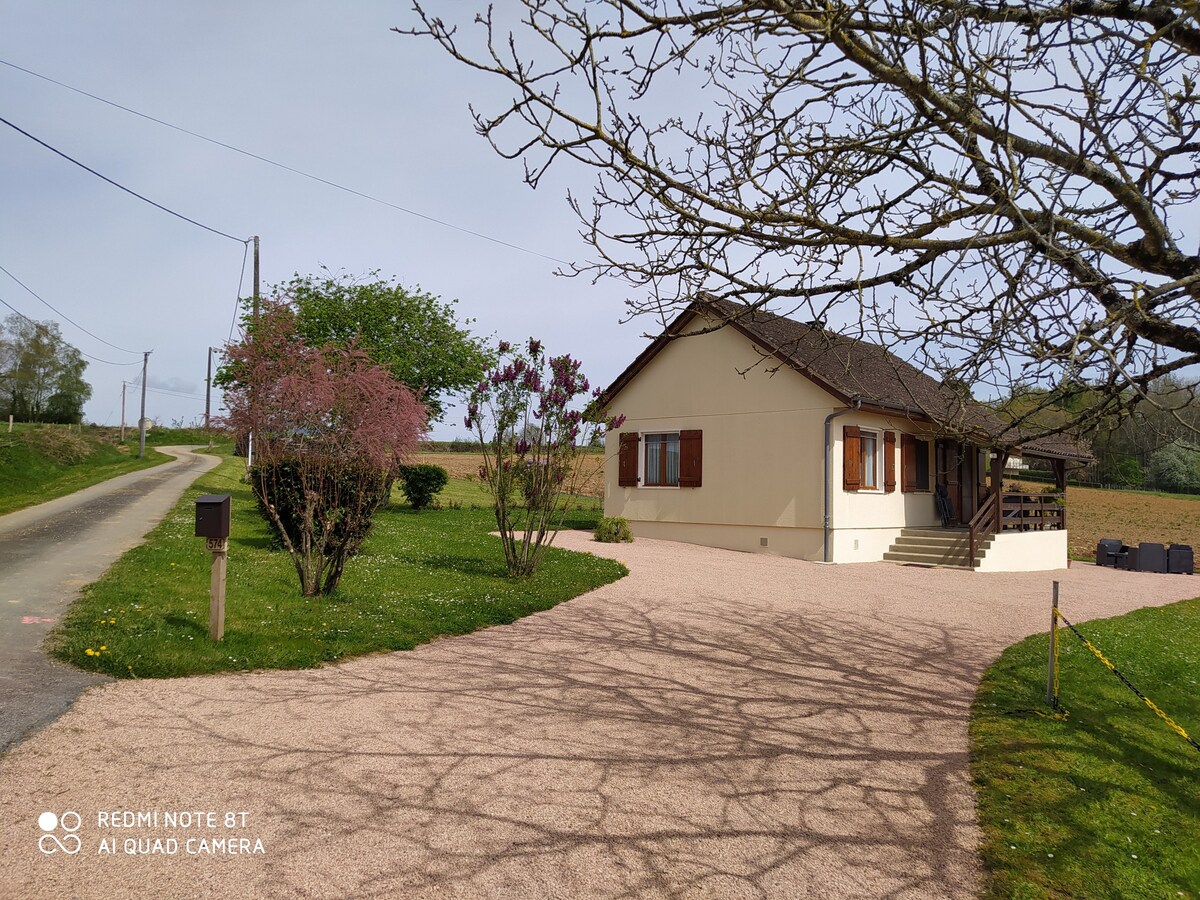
[975,529,1069,572]
[602,317,947,563]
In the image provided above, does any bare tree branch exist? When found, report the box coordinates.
[400,0,1200,437]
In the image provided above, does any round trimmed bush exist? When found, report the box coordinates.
[594,516,634,543]
[397,463,449,510]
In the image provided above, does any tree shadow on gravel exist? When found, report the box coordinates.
[85,591,1001,899]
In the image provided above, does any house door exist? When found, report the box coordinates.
[936,439,963,525]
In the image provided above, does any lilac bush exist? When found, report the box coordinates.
[465,338,624,576]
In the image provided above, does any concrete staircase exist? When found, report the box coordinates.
[883,527,991,569]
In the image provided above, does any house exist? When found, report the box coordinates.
[601,298,1090,571]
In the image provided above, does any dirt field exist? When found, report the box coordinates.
[1065,485,1200,559]
[415,451,606,498]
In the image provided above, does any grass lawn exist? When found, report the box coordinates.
[48,450,625,678]
[971,598,1200,899]
[0,424,172,516]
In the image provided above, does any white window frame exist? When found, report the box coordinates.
[859,428,883,492]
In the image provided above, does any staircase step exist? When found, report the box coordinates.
[882,551,973,568]
[894,534,972,547]
[892,542,993,556]
[884,526,996,569]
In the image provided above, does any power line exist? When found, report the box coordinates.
[0,58,571,266]
[142,385,206,401]
[0,261,140,355]
[229,242,248,344]
[0,293,144,366]
[0,113,249,245]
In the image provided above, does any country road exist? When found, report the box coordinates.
[0,446,220,752]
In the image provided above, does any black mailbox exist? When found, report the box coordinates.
[195,494,231,539]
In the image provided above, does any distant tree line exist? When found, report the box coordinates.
[0,314,92,424]
[999,378,1200,494]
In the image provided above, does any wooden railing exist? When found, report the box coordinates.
[967,492,999,569]
[999,492,1066,533]
[967,492,1066,568]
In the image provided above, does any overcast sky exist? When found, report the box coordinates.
[0,2,649,438]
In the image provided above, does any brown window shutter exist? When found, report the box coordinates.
[618,432,639,487]
[843,425,861,491]
[884,431,897,492]
[679,429,703,487]
[900,434,917,493]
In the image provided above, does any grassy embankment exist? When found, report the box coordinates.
[49,449,624,678]
[972,599,1200,899]
[0,424,172,516]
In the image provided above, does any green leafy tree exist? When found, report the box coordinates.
[250,270,490,421]
[0,314,91,423]
[1148,443,1200,493]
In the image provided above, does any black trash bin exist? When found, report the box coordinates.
[1096,538,1123,567]
[1135,542,1167,573]
[1168,544,1194,575]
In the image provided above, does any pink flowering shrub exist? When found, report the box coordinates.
[465,338,624,576]
[221,302,427,595]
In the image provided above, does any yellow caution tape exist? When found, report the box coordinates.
[1054,608,1200,753]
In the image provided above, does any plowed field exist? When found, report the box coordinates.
[1065,485,1199,560]
[415,451,606,498]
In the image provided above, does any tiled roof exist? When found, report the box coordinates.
[603,297,1092,460]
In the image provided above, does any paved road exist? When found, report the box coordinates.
[0,446,220,752]
[1,532,1196,898]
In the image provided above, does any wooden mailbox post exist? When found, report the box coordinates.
[195,494,231,641]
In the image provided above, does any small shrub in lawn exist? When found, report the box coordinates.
[397,463,449,509]
[594,516,634,543]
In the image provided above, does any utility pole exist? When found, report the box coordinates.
[252,235,260,321]
[138,351,150,459]
[247,235,260,471]
[205,347,213,430]
[120,381,126,442]
[205,346,218,449]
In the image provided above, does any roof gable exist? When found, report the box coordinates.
[601,297,1091,460]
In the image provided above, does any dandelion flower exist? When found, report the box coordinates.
[85,649,95,656]
[99,645,107,651]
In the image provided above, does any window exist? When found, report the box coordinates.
[618,430,702,488]
[644,432,680,486]
[861,430,879,489]
[914,439,930,487]
[844,426,896,492]
[901,434,931,492]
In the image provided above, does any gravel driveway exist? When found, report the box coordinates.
[1,534,1196,899]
